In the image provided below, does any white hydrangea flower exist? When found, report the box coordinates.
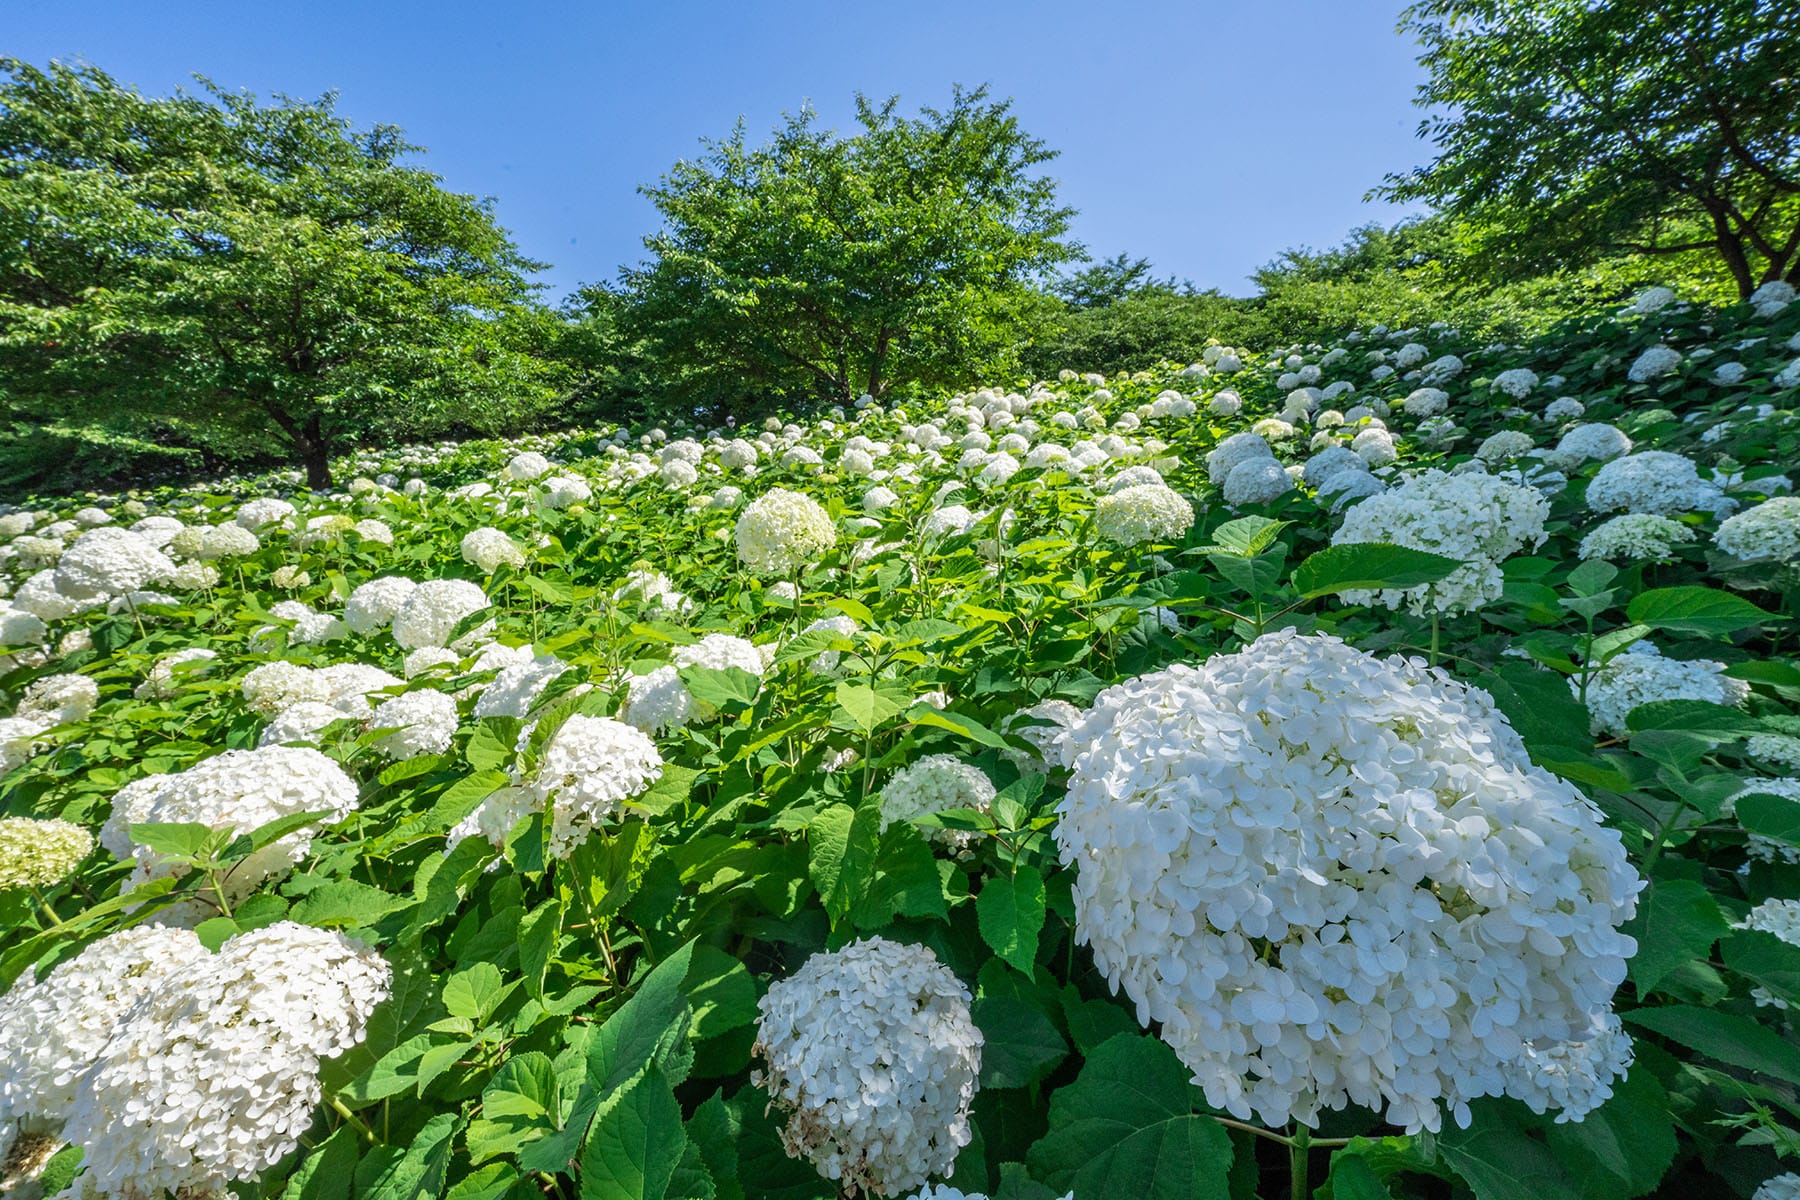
[51,528,175,599]
[1543,397,1585,423]
[391,578,491,651]
[798,614,858,675]
[343,576,418,636]
[234,498,296,531]
[505,451,550,481]
[0,605,52,649]
[1332,470,1548,614]
[1627,345,1683,383]
[538,475,593,509]
[1578,513,1697,562]
[258,701,351,748]
[0,815,93,888]
[18,674,100,724]
[1586,451,1726,516]
[460,527,526,573]
[241,661,334,716]
[59,923,390,1200]
[754,938,982,1198]
[736,489,836,577]
[1555,423,1632,462]
[1737,900,1800,1007]
[1056,631,1641,1134]
[367,689,459,760]
[1223,458,1295,506]
[612,567,693,616]
[1399,388,1449,418]
[99,746,360,905]
[1094,484,1195,548]
[1750,280,1796,317]
[923,504,977,541]
[622,634,763,734]
[878,754,996,854]
[1580,643,1750,736]
[1628,286,1676,314]
[1002,699,1082,773]
[474,654,572,721]
[1476,430,1535,463]
[1716,496,1800,562]
[0,925,212,1141]
[1206,432,1272,484]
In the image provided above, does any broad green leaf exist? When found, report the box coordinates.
[466,721,517,770]
[1437,1100,1578,1200]
[1290,543,1463,599]
[359,1111,458,1200]
[833,682,903,732]
[807,804,879,922]
[1625,700,1762,738]
[978,866,1047,974]
[1325,1154,1395,1200]
[1626,586,1773,635]
[580,1064,686,1200]
[126,820,217,861]
[281,1124,359,1200]
[291,879,411,929]
[1199,516,1288,556]
[678,665,761,709]
[683,945,759,1040]
[851,822,949,927]
[519,899,562,1001]
[1626,1005,1800,1086]
[973,960,1067,1089]
[443,961,509,1024]
[1724,931,1800,1008]
[1544,1063,1677,1200]
[1477,662,1594,756]
[908,706,1011,750]
[588,941,700,1095]
[1027,1034,1233,1200]
[1736,791,1800,845]
[244,808,337,852]
[468,1051,561,1165]
[1621,880,1731,995]
[445,1165,521,1200]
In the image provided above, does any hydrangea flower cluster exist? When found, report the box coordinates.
[460,526,526,573]
[1093,483,1195,548]
[1716,496,1800,562]
[1580,643,1751,736]
[1332,469,1548,614]
[99,745,361,905]
[753,937,982,1198]
[57,923,390,1200]
[878,754,997,854]
[1055,631,1641,1133]
[1586,451,1728,516]
[391,578,491,650]
[0,815,93,888]
[367,688,460,760]
[623,633,765,734]
[1737,900,1800,1008]
[1578,513,1698,562]
[736,488,836,577]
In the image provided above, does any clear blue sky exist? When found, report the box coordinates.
[8,0,1431,304]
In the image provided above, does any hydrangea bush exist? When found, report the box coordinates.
[1,288,1799,1199]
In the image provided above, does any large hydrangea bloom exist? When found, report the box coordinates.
[735,488,836,577]
[1055,631,1641,1133]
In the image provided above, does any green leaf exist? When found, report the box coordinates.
[1544,1063,1677,1200]
[428,770,510,831]
[1736,791,1800,845]
[443,961,510,1025]
[126,820,217,861]
[978,865,1047,974]
[588,941,700,1095]
[244,808,337,852]
[359,1112,459,1200]
[1290,543,1463,599]
[1724,931,1800,1008]
[580,1064,687,1200]
[908,706,1011,750]
[1027,1034,1233,1200]
[1199,516,1288,556]
[833,682,903,733]
[1626,1005,1800,1086]
[1325,1153,1395,1200]
[1626,586,1773,635]
[807,804,880,922]
[1621,880,1731,995]
[445,1165,521,1200]
[683,946,759,1040]
[468,1051,561,1165]
[1437,1100,1578,1200]
[281,1124,360,1200]
[519,899,562,1001]
[851,822,949,927]
[343,1033,440,1103]
[291,879,410,929]
[973,960,1067,1089]
[1476,662,1594,756]
[466,721,518,770]
[1625,700,1762,738]
[678,665,762,709]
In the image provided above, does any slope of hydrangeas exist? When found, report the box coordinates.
[1,282,1800,1199]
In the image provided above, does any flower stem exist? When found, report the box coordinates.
[1290,1123,1312,1200]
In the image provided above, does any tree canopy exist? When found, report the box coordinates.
[0,59,564,489]
[606,86,1078,421]
[1379,0,1800,297]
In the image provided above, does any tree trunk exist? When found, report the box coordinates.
[301,440,332,490]
[1708,205,1756,297]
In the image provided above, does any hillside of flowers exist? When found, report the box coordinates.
[4,280,1800,1200]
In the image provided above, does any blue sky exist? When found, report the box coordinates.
[8,0,1430,304]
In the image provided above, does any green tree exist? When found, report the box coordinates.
[1053,253,1161,308]
[608,86,1078,420]
[1378,0,1800,297]
[0,59,562,489]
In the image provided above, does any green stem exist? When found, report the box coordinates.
[329,1093,379,1144]
[1429,612,1441,667]
[29,888,65,929]
[1290,1124,1312,1200]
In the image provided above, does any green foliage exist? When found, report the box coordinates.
[1380,0,1800,297]
[0,59,568,489]
[604,86,1078,421]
